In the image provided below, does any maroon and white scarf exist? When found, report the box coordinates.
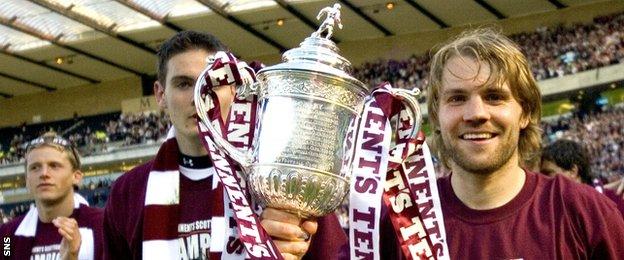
[141,128,234,259]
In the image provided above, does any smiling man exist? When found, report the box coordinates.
[0,132,104,260]
[424,29,624,259]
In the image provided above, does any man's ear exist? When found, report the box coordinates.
[154,81,166,109]
[72,170,83,186]
[520,113,530,129]
[570,164,581,182]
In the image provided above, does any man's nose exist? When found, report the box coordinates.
[462,97,490,124]
[39,166,52,179]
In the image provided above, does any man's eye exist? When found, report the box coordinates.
[176,82,193,89]
[485,93,504,101]
[447,95,466,103]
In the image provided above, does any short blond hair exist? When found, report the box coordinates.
[26,132,81,171]
[427,28,542,168]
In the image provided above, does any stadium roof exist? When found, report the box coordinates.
[0,0,612,98]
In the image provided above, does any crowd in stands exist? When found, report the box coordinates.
[353,11,624,92]
[353,54,431,95]
[79,178,114,207]
[0,134,26,165]
[102,111,170,147]
[517,12,624,80]
[0,111,170,166]
[543,105,624,182]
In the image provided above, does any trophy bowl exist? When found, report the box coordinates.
[248,42,369,217]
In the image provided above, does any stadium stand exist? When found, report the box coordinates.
[353,11,624,92]
[0,111,170,165]
[543,105,624,182]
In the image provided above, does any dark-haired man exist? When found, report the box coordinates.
[541,139,624,217]
[0,133,104,260]
[103,31,346,260]
[541,139,592,182]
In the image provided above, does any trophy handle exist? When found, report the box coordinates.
[194,80,254,170]
[389,88,422,140]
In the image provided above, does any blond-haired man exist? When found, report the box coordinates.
[0,133,103,260]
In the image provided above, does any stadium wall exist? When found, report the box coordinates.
[0,77,141,128]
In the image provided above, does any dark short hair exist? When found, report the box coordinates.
[156,31,228,84]
[541,139,591,184]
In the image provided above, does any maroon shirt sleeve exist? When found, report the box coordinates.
[103,203,131,259]
[603,189,624,219]
[303,212,348,260]
[572,184,624,258]
[103,176,131,260]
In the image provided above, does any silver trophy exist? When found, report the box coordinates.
[195,4,421,218]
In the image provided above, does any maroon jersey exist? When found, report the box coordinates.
[603,189,624,218]
[374,171,624,259]
[178,168,217,260]
[104,158,347,259]
[0,204,104,260]
[438,171,624,259]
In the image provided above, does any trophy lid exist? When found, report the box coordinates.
[256,4,368,92]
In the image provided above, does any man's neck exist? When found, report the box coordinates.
[37,193,74,223]
[177,134,208,157]
[450,157,526,210]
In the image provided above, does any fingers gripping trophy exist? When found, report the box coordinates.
[195,3,449,260]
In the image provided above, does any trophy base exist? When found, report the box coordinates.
[248,164,349,218]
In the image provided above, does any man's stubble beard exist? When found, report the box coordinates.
[442,134,519,175]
